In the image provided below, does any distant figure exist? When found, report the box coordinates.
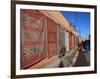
[58,47,66,58]
[79,42,84,53]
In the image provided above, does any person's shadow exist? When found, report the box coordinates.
[59,60,64,67]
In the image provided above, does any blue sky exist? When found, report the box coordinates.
[61,11,90,38]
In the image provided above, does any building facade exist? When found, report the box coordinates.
[20,9,79,69]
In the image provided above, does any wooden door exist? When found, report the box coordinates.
[47,18,57,57]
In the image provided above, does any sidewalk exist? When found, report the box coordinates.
[61,49,79,67]
[41,49,79,68]
[28,49,80,69]
[28,55,60,69]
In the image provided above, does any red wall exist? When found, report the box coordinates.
[20,9,47,69]
[47,18,57,57]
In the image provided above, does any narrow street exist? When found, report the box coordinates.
[28,49,90,69]
[74,52,90,67]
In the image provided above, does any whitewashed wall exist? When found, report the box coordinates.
[65,30,69,51]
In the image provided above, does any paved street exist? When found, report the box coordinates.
[74,52,90,67]
[28,49,90,69]
[42,49,90,68]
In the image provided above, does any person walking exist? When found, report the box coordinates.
[58,46,66,58]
